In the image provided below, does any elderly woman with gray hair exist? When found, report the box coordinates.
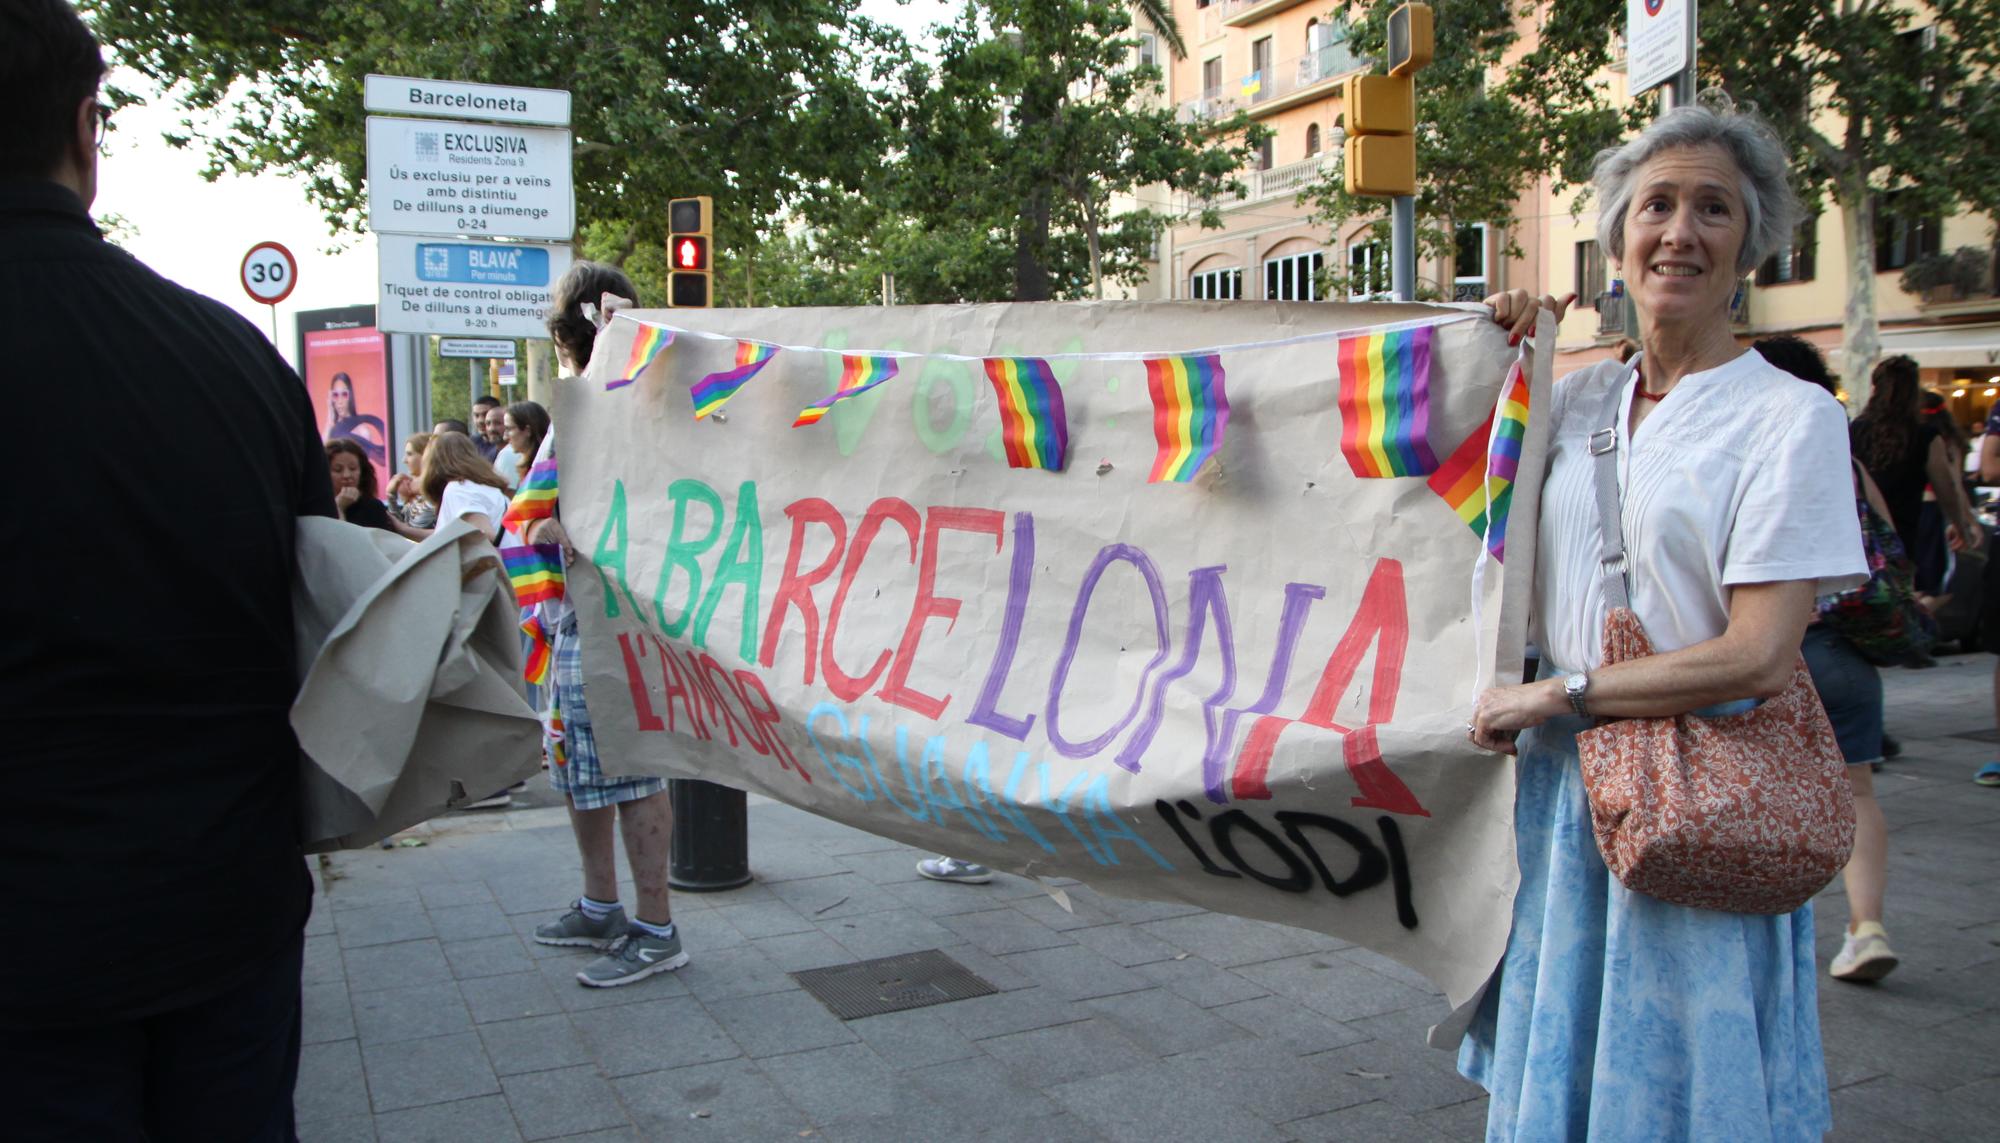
[1466,104,1867,1140]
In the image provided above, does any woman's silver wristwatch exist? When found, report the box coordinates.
[1562,671,1592,717]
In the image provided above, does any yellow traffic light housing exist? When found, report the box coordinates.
[1342,7,1429,200]
[1345,75,1413,136]
[1345,135,1417,198]
[1388,2,1434,77]
[667,195,713,309]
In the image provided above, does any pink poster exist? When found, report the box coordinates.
[304,325,391,493]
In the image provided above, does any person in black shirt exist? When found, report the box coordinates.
[0,2,336,1137]
[327,436,397,532]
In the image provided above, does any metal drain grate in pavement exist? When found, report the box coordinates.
[792,949,997,1020]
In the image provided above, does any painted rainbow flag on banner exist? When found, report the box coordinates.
[500,543,566,606]
[520,615,552,686]
[794,354,899,427]
[1336,323,1440,477]
[982,358,1070,471]
[606,323,674,391]
[500,457,558,531]
[691,341,779,419]
[1145,354,1230,483]
[1426,357,1530,561]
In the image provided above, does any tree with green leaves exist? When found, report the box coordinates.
[83,0,907,306]
[1303,0,1575,299]
[899,0,1264,301]
[1519,0,2000,403]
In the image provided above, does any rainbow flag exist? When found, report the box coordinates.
[982,358,1070,471]
[500,543,566,605]
[500,457,558,531]
[1145,354,1230,483]
[1336,324,1441,478]
[546,698,568,770]
[606,323,674,391]
[794,354,899,427]
[691,340,779,419]
[1426,357,1530,561]
[520,615,552,686]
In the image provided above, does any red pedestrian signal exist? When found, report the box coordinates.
[667,195,714,309]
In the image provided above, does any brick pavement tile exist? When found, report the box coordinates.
[817,907,963,960]
[428,902,515,942]
[928,988,1091,1041]
[936,942,1039,991]
[1065,921,1181,968]
[305,934,345,985]
[501,1064,632,1140]
[459,971,566,1025]
[1131,955,1270,1008]
[610,1058,812,1139]
[445,934,538,981]
[1001,943,1156,1002]
[540,956,691,1012]
[573,996,742,1077]
[757,1043,945,1125]
[371,1094,522,1143]
[1159,1038,1378,1122]
[1006,885,1121,932]
[809,1107,988,1143]
[1045,1060,1287,1143]
[297,1113,376,1143]
[1079,989,1253,1057]
[509,913,597,961]
[677,915,751,955]
[1231,953,1434,1024]
[1208,996,1372,1055]
[1417,1097,1492,1139]
[337,904,438,950]
[1283,1099,1448,1143]
[905,1054,1071,1127]
[295,1039,370,1123]
[344,940,456,993]
[1831,1075,1996,1141]
[845,1008,984,1069]
[837,846,934,885]
[1306,1037,1486,1114]
[327,884,424,914]
[305,903,337,938]
[767,870,903,920]
[1334,946,1445,996]
[881,878,1024,918]
[977,1019,1157,1090]
[417,881,496,909]
[303,981,357,1045]
[748,929,853,973]
[351,981,473,1046]
[538,1131,635,1143]
[1817,1009,2000,1091]
[674,942,798,1004]
[1136,913,1347,967]
[491,877,586,918]
[1094,894,1208,925]
[748,841,855,884]
[706,989,860,1058]
[361,1031,502,1112]
[477,1014,593,1077]
[936,907,1077,955]
[710,899,817,939]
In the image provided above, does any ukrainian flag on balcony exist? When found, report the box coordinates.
[1240,70,1263,98]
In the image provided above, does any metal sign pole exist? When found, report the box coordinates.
[1392,195,1417,302]
[1660,1,1698,111]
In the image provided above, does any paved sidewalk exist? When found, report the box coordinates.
[297,656,2000,1142]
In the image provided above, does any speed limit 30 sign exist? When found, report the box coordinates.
[241,241,299,305]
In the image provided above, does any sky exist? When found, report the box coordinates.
[91,0,957,368]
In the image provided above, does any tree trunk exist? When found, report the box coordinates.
[1014,186,1053,301]
[1838,175,1879,409]
[1081,194,1105,300]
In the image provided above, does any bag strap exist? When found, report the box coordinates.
[1591,367,1635,612]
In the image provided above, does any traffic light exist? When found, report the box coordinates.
[667,195,712,308]
[1343,3,1431,199]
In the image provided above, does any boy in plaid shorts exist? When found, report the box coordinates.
[514,262,688,987]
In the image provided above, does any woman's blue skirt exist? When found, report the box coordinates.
[1457,714,1834,1142]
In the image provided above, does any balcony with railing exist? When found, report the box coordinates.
[1234,40,1365,118]
[1181,153,1331,215]
[1196,0,1320,38]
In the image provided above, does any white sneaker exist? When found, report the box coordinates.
[916,856,993,884]
[1830,921,1899,982]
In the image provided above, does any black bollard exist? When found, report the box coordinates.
[667,778,753,892]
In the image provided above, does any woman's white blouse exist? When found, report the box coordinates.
[1532,350,1868,674]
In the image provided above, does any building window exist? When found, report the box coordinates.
[1202,56,1222,97]
[1453,223,1488,302]
[1876,192,1942,272]
[1348,241,1388,300]
[1574,239,1606,303]
[1137,33,1158,72]
[1265,251,1326,301]
[1190,267,1243,300]
[1255,133,1273,171]
[1757,218,1817,285]
[1305,123,1321,155]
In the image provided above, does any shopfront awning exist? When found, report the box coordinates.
[1861,323,2000,372]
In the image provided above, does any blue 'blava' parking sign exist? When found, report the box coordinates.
[414,242,552,287]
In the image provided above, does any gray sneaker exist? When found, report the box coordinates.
[916,856,993,884]
[533,900,628,948]
[577,926,690,988]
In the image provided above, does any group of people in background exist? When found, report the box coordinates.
[325,395,549,542]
